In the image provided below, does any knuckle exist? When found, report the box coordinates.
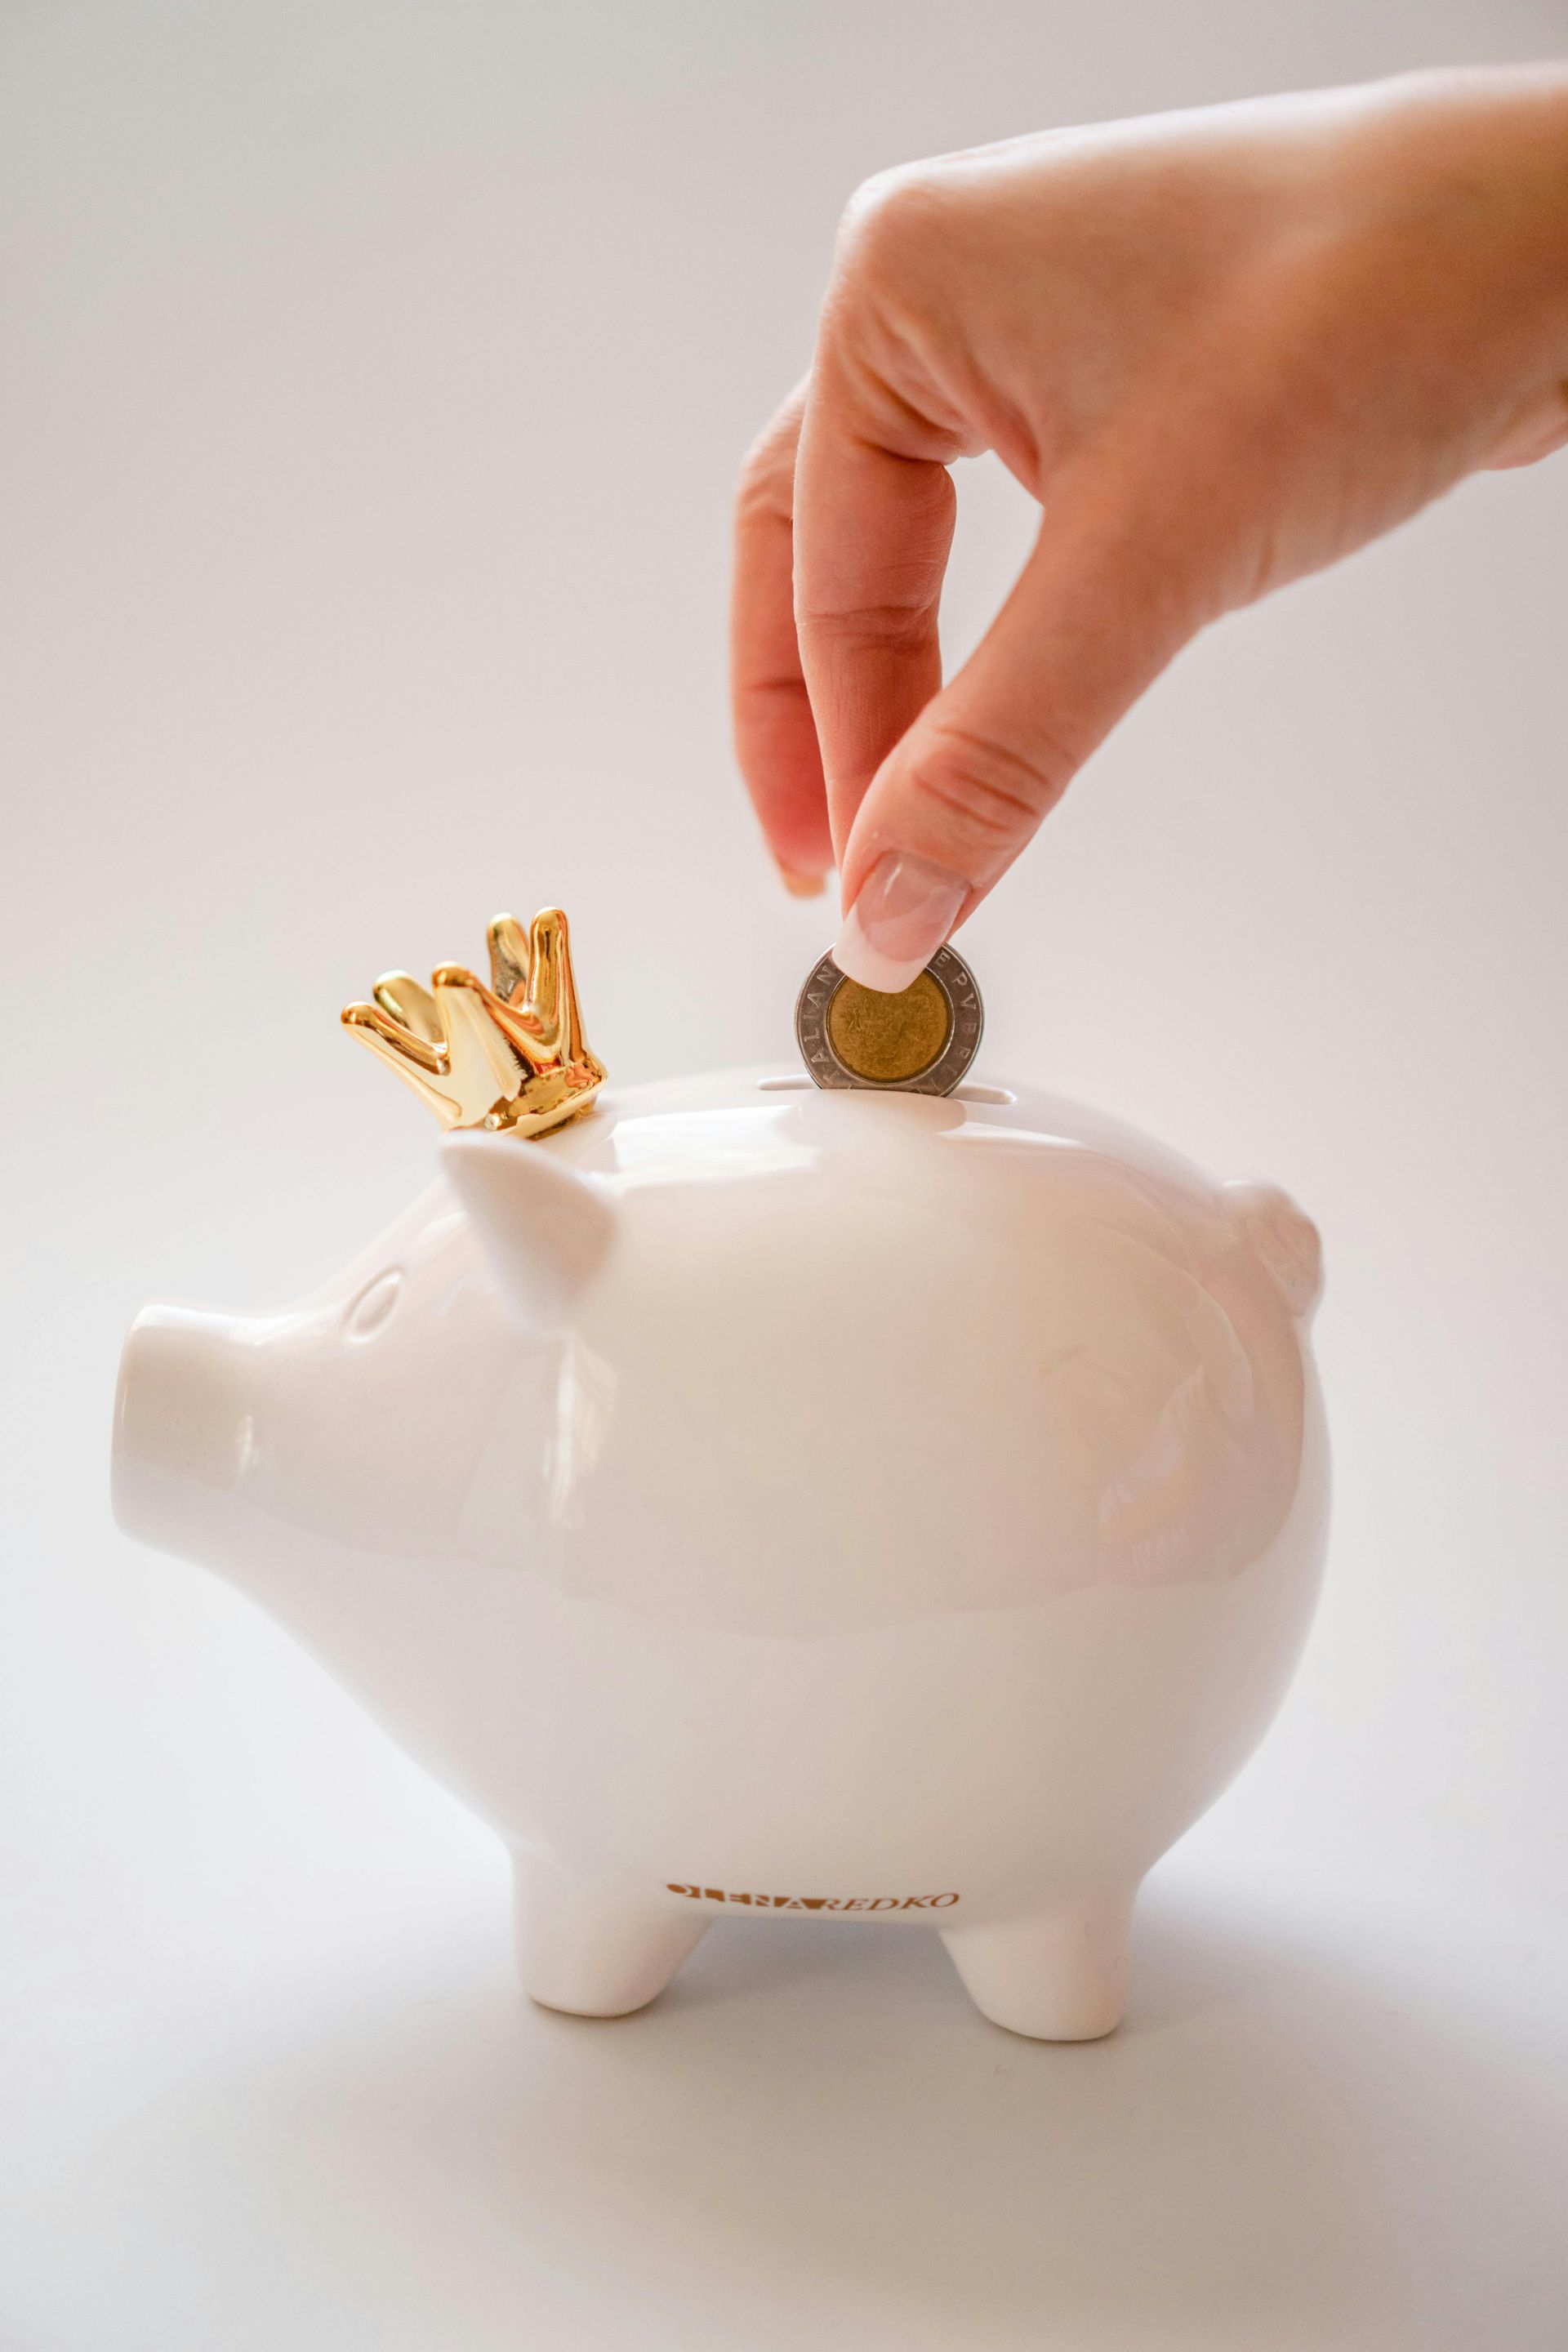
[736,391,807,525]
[906,719,1076,853]
[735,451,793,532]
[837,163,952,287]
[795,595,937,657]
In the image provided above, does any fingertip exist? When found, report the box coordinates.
[776,860,830,898]
[832,850,968,990]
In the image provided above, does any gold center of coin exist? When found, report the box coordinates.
[826,970,951,1085]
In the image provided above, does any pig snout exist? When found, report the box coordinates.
[112,1305,253,1563]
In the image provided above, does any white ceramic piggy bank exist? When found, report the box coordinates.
[113,913,1326,2040]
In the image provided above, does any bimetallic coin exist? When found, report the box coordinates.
[795,946,984,1096]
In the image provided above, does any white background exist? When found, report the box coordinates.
[4,2,1567,2345]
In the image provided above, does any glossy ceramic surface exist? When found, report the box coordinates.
[112,1067,1328,2038]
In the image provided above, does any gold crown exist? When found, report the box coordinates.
[341,906,607,1138]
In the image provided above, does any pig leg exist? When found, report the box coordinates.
[513,1855,710,2019]
[940,1886,1135,2040]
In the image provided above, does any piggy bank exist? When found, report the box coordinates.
[112,911,1326,2040]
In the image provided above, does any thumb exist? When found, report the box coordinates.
[832,466,1221,991]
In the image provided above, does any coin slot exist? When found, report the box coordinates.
[756,1074,812,1091]
[954,1083,1016,1105]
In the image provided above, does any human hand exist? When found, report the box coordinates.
[732,68,1568,988]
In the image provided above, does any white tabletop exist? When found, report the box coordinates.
[5,1467,1565,2351]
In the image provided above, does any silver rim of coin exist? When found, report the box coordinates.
[794,945,985,1096]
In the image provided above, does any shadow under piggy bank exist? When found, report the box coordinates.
[134,1882,1566,2352]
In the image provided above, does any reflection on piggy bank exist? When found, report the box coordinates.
[113,1067,1326,2039]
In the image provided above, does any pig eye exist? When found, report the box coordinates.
[345,1268,404,1339]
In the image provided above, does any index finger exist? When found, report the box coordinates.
[792,359,958,865]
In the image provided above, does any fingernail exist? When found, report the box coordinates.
[833,852,967,993]
[776,861,828,899]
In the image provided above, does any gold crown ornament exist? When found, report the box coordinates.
[342,906,606,1138]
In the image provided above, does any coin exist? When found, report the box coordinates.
[795,945,984,1095]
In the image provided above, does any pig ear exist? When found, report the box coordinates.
[443,1132,616,1325]
[1223,1181,1323,1319]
